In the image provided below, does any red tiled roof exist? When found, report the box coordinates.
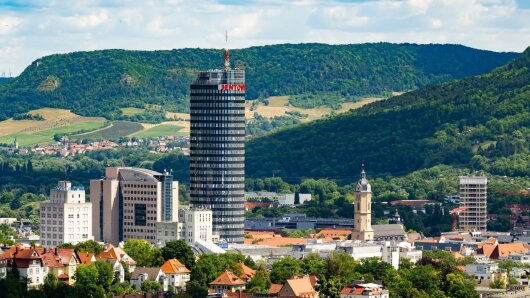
[57,273,69,279]
[77,252,95,265]
[238,263,256,280]
[57,248,76,265]
[269,284,283,294]
[160,259,191,274]
[209,271,246,286]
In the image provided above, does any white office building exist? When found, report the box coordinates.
[178,207,213,245]
[40,181,93,247]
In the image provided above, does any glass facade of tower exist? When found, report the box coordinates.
[190,69,245,244]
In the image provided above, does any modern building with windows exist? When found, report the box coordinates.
[189,48,245,243]
[459,176,488,231]
[40,181,93,246]
[90,167,178,245]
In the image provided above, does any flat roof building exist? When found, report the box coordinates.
[459,176,487,231]
[40,181,93,246]
[91,167,178,245]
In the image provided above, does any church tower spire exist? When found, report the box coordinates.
[352,165,374,241]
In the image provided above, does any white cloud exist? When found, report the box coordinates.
[0,0,529,75]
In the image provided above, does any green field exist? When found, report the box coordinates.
[121,107,146,116]
[133,125,186,138]
[73,121,143,140]
[0,120,107,146]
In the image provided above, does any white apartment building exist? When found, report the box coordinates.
[459,176,487,231]
[40,181,93,246]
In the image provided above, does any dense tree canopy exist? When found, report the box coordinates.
[246,48,530,179]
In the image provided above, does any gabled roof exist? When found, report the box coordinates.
[209,271,246,286]
[57,248,78,265]
[97,246,136,265]
[269,284,283,294]
[130,267,162,281]
[41,252,63,268]
[77,252,95,265]
[281,277,317,296]
[237,263,256,280]
[160,259,191,274]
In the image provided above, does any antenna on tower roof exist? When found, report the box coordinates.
[224,30,230,71]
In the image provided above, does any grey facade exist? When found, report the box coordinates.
[190,69,245,243]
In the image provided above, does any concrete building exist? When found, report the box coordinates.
[91,167,178,245]
[189,48,245,244]
[40,181,93,247]
[178,207,213,245]
[352,167,374,241]
[459,176,487,231]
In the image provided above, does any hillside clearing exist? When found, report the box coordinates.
[132,124,186,138]
[0,121,107,146]
[121,107,146,116]
[0,108,105,136]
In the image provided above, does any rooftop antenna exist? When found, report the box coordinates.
[224,30,230,71]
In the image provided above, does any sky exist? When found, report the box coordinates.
[1,0,530,76]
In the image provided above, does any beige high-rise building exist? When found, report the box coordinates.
[40,181,93,247]
[91,167,178,245]
[352,167,374,241]
[459,176,487,231]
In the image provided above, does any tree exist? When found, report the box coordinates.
[74,263,106,297]
[43,273,58,298]
[141,280,162,293]
[57,243,75,249]
[489,279,506,289]
[186,280,208,298]
[94,260,114,292]
[246,266,271,292]
[270,257,302,284]
[123,239,156,267]
[445,273,479,298]
[75,240,103,255]
[160,240,195,270]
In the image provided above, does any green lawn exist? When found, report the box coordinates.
[73,121,144,140]
[121,107,146,116]
[134,125,186,138]
[0,120,107,146]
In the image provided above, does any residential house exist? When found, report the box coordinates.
[160,259,191,291]
[77,252,96,265]
[97,245,136,272]
[465,263,508,286]
[130,267,167,292]
[209,271,246,294]
[237,262,256,282]
[1,246,49,288]
[55,248,80,285]
[277,276,318,298]
[476,238,529,259]
[340,283,389,298]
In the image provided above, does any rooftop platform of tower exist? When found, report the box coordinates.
[193,69,245,85]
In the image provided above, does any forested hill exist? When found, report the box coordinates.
[0,43,517,120]
[246,47,530,179]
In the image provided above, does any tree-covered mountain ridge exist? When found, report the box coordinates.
[0,43,516,120]
[246,47,530,179]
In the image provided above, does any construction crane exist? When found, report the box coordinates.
[450,207,467,232]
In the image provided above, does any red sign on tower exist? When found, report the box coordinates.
[219,84,246,91]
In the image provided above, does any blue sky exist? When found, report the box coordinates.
[1,0,529,75]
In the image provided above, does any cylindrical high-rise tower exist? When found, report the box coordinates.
[189,62,245,243]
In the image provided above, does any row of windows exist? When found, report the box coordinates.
[124,228,156,233]
[42,207,88,212]
[191,123,245,128]
[123,221,157,227]
[42,220,62,225]
[190,156,244,162]
[123,197,157,202]
[190,110,245,115]
[122,184,157,188]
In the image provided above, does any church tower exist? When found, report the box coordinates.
[352,166,374,241]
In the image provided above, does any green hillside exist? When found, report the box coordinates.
[246,48,530,179]
[0,43,516,120]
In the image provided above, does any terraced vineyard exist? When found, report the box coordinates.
[73,121,143,140]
